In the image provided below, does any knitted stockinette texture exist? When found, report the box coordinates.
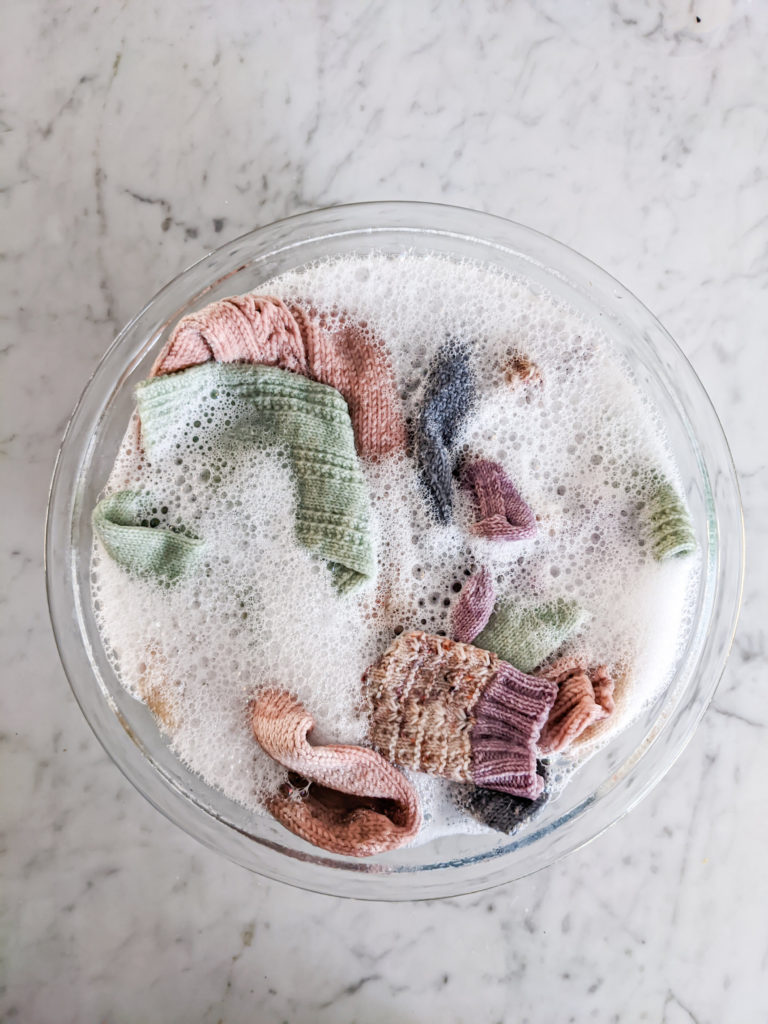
[463,762,550,835]
[250,689,421,857]
[538,658,615,754]
[415,339,476,522]
[474,597,588,674]
[460,460,537,541]
[136,362,374,592]
[92,490,203,583]
[644,475,696,561]
[451,566,495,644]
[364,631,557,799]
[151,294,406,459]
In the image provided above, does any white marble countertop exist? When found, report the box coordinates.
[3,1,766,1020]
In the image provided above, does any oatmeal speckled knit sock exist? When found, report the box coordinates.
[250,689,421,857]
[460,460,537,541]
[92,490,203,583]
[474,597,588,674]
[416,339,476,523]
[151,294,406,459]
[451,566,495,644]
[364,631,557,799]
[136,362,375,592]
[538,658,615,753]
[644,475,696,561]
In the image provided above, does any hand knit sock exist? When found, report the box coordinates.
[151,294,406,460]
[474,597,588,674]
[451,566,495,644]
[538,658,615,754]
[250,689,421,857]
[364,631,557,799]
[463,762,550,835]
[416,339,476,523]
[643,475,696,561]
[460,460,537,541]
[92,490,203,583]
[136,362,375,592]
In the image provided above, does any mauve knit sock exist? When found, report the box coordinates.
[151,294,406,460]
[92,490,203,583]
[463,762,550,835]
[460,460,537,541]
[538,658,615,754]
[250,689,421,858]
[451,566,495,644]
[364,631,557,799]
[415,339,476,523]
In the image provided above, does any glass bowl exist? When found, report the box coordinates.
[45,202,744,900]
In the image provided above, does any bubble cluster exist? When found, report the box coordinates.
[92,253,700,840]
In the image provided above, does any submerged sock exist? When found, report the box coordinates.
[474,597,588,674]
[538,658,615,753]
[92,490,203,583]
[415,339,476,523]
[460,460,537,541]
[463,762,550,835]
[643,475,696,561]
[364,631,557,799]
[451,566,495,644]
[151,294,406,459]
[250,689,421,857]
[136,362,375,592]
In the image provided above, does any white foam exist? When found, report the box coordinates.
[92,252,701,842]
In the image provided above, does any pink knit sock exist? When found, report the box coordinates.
[250,689,421,857]
[451,566,495,644]
[538,658,615,753]
[460,460,537,541]
[151,295,406,459]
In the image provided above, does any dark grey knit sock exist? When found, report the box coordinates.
[462,762,550,835]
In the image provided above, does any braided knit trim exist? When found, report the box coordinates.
[460,460,537,541]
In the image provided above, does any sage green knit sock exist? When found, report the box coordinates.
[92,490,203,583]
[644,475,696,561]
[474,597,588,673]
[135,362,375,593]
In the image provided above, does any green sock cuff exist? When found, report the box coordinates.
[474,597,588,673]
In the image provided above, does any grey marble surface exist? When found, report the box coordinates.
[2,1,766,1021]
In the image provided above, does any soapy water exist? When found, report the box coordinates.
[92,253,701,843]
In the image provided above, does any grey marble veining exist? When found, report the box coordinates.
[2,1,766,1021]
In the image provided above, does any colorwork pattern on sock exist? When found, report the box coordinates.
[451,566,495,644]
[538,658,615,754]
[136,362,375,592]
[92,490,203,583]
[250,689,421,857]
[460,460,537,541]
[364,631,557,799]
[151,294,406,459]
[474,597,588,674]
[415,339,476,523]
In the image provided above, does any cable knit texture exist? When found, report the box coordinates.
[151,294,406,459]
[474,597,588,674]
[92,490,203,583]
[464,762,550,834]
[415,339,476,522]
[460,460,537,541]
[451,566,495,644]
[364,631,557,799]
[250,689,421,857]
[136,362,374,592]
[538,658,615,753]
[644,475,696,561]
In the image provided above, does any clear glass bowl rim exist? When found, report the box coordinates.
[45,201,744,900]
